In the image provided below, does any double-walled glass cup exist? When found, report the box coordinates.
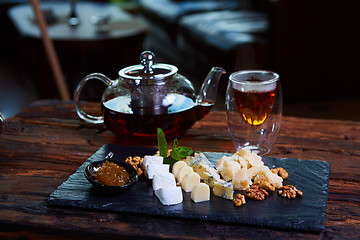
[225,70,282,155]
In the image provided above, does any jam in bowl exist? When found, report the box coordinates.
[84,159,139,192]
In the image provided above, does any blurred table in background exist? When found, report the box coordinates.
[8,1,148,99]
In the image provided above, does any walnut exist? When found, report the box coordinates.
[278,185,303,199]
[135,166,143,176]
[253,180,276,192]
[245,185,269,201]
[233,194,246,207]
[125,156,143,166]
[271,167,288,179]
[125,156,144,176]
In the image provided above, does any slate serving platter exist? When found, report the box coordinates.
[48,144,330,232]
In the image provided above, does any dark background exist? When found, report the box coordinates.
[1,0,359,120]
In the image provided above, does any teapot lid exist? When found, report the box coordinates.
[118,51,178,80]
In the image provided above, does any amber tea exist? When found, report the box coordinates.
[233,82,276,126]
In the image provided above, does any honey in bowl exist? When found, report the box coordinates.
[95,160,130,186]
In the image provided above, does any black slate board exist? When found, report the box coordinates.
[48,144,330,232]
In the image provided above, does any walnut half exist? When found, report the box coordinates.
[245,185,269,201]
[233,194,246,207]
[271,167,288,179]
[253,180,276,192]
[125,156,144,176]
[278,185,303,199]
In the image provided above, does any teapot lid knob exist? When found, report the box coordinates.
[140,51,155,74]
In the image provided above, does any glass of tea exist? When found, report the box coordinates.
[225,70,282,155]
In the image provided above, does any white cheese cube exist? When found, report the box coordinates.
[253,166,283,188]
[236,148,252,158]
[181,172,200,192]
[232,168,252,190]
[191,183,210,203]
[215,155,229,172]
[141,155,163,169]
[236,148,264,168]
[247,166,261,180]
[172,161,187,179]
[213,180,234,200]
[155,186,183,205]
[237,156,251,169]
[177,166,193,182]
[220,159,241,181]
[152,172,176,191]
[145,164,169,179]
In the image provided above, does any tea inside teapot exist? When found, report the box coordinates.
[102,93,212,139]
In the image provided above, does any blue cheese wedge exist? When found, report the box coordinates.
[201,171,221,188]
[154,186,183,205]
[187,153,221,188]
[186,152,214,168]
[212,180,234,200]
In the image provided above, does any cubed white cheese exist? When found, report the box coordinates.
[152,172,176,191]
[247,166,261,180]
[145,164,169,179]
[155,186,183,205]
[191,183,210,203]
[232,168,252,190]
[220,159,241,181]
[141,155,163,169]
[181,172,200,192]
[253,166,283,188]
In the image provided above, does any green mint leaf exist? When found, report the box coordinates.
[157,128,168,159]
[175,146,193,159]
[157,129,193,168]
[173,138,178,149]
[169,149,181,161]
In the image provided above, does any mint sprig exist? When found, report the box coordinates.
[157,128,193,168]
[157,128,168,159]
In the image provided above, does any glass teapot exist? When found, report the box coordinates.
[74,51,225,140]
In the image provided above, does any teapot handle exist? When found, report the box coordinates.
[73,73,113,124]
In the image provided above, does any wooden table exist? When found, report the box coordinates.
[0,100,359,239]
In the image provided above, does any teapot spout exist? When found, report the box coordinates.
[196,67,226,120]
[197,66,226,105]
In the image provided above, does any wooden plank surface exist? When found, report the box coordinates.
[0,100,359,239]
